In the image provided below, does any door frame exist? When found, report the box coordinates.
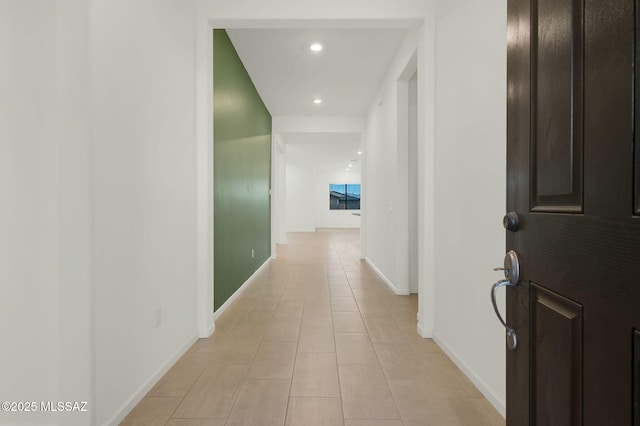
[194,16,437,344]
[396,51,419,294]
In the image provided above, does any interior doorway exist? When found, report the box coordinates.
[408,71,418,294]
[396,53,419,296]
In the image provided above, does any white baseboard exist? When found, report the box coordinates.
[213,257,271,321]
[105,334,198,426]
[206,322,215,337]
[105,260,272,425]
[432,332,506,418]
[364,257,410,296]
[199,318,215,338]
[416,320,432,338]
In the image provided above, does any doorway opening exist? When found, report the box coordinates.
[408,71,418,294]
[396,52,419,297]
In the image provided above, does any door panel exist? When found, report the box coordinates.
[506,0,640,424]
[633,0,640,218]
[532,0,583,211]
[531,284,582,426]
[636,137,640,214]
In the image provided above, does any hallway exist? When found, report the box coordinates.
[122,229,503,425]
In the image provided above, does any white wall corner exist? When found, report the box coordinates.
[433,333,506,419]
[196,16,215,340]
[274,134,288,245]
[271,128,278,258]
[359,133,367,260]
[416,12,437,345]
[213,258,272,320]
[429,0,507,414]
[365,257,410,296]
[416,322,433,339]
[104,334,198,426]
[206,322,216,338]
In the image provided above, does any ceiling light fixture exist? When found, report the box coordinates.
[313,99,322,105]
[310,43,323,52]
[357,151,362,155]
[348,164,353,168]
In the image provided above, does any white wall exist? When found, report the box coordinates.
[3,2,205,424]
[285,145,316,232]
[408,72,419,293]
[273,134,288,248]
[199,0,430,23]
[1,2,92,425]
[285,140,361,232]
[431,0,507,415]
[1,4,60,423]
[56,3,94,424]
[364,29,419,296]
[273,118,365,239]
[90,1,199,424]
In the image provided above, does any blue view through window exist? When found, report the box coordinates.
[329,183,360,210]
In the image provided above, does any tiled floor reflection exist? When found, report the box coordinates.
[123,229,504,426]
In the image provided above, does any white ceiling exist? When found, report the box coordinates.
[226,28,408,117]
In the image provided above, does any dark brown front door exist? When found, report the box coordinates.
[506,0,640,424]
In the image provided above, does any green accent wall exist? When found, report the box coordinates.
[213,29,272,311]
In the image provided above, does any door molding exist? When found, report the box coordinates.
[195,17,436,341]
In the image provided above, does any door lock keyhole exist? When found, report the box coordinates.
[493,251,519,284]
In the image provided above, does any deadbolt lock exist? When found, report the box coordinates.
[503,211,519,232]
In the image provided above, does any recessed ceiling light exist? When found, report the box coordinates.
[313,99,322,104]
[357,151,362,155]
[310,43,323,52]
[348,164,353,168]
[345,168,350,171]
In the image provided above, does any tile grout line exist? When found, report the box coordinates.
[328,233,347,426]
[222,269,278,425]
[282,265,303,426]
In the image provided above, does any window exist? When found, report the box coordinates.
[329,183,361,210]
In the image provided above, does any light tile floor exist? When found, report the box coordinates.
[123,229,504,426]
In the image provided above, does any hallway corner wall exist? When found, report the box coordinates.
[364,29,419,295]
[364,0,507,415]
[213,29,272,311]
[1,3,93,425]
[273,117,366,235]
[91,1,199,424]
[284,139,362,232]
[431,0,507,415]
